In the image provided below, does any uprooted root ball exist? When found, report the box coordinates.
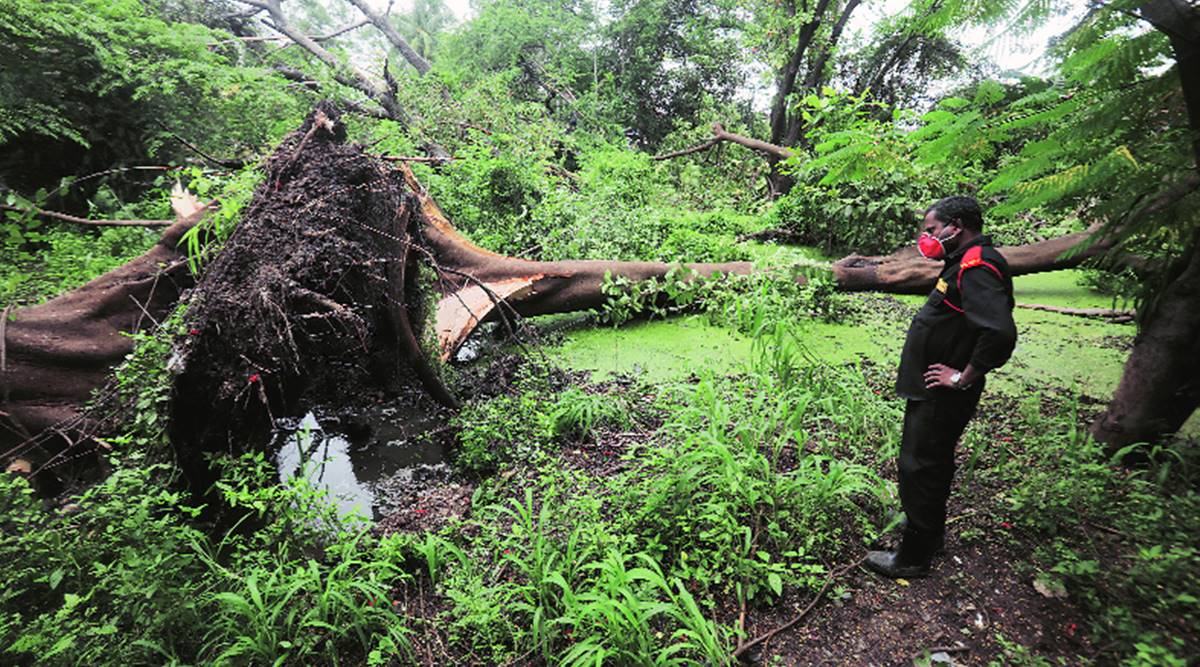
[168,104,450,488]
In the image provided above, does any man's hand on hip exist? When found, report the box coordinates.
[924,363,962,389]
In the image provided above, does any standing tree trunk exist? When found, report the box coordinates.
[1089,0,1200,450]
[1091,242,1200,448]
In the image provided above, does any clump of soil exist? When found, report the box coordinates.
[168,104,448,488]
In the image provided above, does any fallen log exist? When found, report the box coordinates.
[1016,303,1135,323]
[0,104,1152,486]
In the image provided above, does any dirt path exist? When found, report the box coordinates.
[745,512,1094,665]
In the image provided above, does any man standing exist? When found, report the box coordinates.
[866,196,1018,578]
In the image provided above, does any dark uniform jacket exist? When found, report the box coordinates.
[896,235,1018,400]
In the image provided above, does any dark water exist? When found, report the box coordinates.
[274,403,449,520]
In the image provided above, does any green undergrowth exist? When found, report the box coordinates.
[2,299,1195,664]
[961,389,1200,665]
[0,164,263,307]
[0,224,161,306]
[426,324,899,663]
[0,453,415,666]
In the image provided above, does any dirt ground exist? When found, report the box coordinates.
[731,505,1098,666]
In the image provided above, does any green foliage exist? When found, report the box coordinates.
[0,465,208,665]
[452,377,556,474]
[396,0,455,61]
[602,0,746,145]
[0,223,159,305]
[0,0,303,155]
[977,386,1200,664]
[770,89,979,255]
[0,167,184,305]
[599,265,858,329]
[542,387,631,441]
[177,164,265,272]
[111,307,187,449]
[618,327,886,601]
[436,488,732,665]
[430,136,555,256]
[423,137,758,263]
[0,451,416,666]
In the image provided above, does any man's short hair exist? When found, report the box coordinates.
[926,196,983,232]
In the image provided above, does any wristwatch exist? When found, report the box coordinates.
[950,371,963,388]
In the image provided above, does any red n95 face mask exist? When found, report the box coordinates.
[917,228,959,260]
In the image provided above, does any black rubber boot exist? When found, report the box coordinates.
[864,549,931,579]
[864,528,938,579]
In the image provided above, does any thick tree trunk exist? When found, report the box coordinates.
[1091,241,1200,449]
[0,187,207,471]
[1084,0,1200,449]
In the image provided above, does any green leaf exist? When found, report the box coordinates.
[767,573,783,597]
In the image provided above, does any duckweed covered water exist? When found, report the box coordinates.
[546,266,1135,400]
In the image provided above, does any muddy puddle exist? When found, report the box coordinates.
[273,402,452,521]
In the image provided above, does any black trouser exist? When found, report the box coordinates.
[898,381,984,564]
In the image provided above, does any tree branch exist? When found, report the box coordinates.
[155,121,247,169]
[0,205,172,227]
[1016,303,1135,322]
[650,138,719,161]
[210,18,370,46]
[802,0,863,91]
[652,124,793,162]
[241,0,414,126]
[345,0,432,75]
[770,0,834,146]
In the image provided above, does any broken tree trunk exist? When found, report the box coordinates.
[0,186,208,475]
[1,105,1168,483]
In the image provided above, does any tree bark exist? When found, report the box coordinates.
[652,124,792,162]
[800,0,862,94]
[768,0,833,148]
[1,187,207,470]
[1083,0,1200,450]
[1091,240,1200,448]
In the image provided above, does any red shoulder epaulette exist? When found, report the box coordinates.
[956,245,1004,292]
[942,246,1005,314]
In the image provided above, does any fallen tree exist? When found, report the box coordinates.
[0,186,209,480]
[0,105,1183,488]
